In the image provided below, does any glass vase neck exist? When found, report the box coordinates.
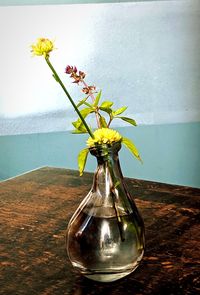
[89,142,123,189]
[89,142,121,162]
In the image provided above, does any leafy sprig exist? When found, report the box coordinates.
[65,65,137,133]
[31,38,142,176]
[72,90,137,134]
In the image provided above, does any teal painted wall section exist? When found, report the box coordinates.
[1,122,200,188]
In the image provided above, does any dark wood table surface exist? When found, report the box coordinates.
[0,167,200,295]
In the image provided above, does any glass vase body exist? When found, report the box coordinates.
[66,142,145,282]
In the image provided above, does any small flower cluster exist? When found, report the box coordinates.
[87,128,122,148]
[65,66,85,83]
[65,65,96,96]
[82,85,96,95]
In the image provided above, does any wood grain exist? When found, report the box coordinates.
[0,167,199,295]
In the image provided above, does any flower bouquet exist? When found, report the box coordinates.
[31,38,145,282]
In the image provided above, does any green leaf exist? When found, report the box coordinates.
[76,97,88,108]
[72,120,87,133]
[99,115,108,128]
[122,137,142,162]
[76,99,93,109]
[99,107,112,114]
[72,118,82,129]
[118,117,137,126]
[83,101,93,108]
[113,106,127,116]
[72,107,93,134]
[93,90,102,107]
[80,107,93,118]
[100,101,113,108]
[72,120,80,129]
[78,148,89,176]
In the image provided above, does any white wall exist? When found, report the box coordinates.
[0,0,200,135]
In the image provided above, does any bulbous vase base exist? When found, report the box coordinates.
[70,251,144,282]
[83,255,144,282]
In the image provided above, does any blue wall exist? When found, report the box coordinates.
[1,122,200,188]
[0,1,199,188]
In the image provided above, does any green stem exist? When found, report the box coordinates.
[106,159,125,242]
[107,115,113,128]
[82,80,101,128]
[45,57,94,139]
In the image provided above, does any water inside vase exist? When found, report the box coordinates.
[66,206,144,282]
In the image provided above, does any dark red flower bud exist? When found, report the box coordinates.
[65,65,77,74]
[65,65,73,74]
[79,71,86,79]
[72,73,82,83]
[65,66,87,84]
[82,85,96,94]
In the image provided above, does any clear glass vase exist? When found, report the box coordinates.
[66,142,145,282]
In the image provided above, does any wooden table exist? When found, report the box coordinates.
[0,167,200,295]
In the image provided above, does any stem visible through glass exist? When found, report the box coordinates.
[106,155,125,242]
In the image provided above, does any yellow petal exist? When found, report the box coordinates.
[31,38,54,57]
[87,128,122,147]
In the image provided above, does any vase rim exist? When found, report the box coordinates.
[89,141,121,158]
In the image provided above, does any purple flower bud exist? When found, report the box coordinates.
[82,85,96,94]
[79,71,86,79]
[65,65,73,74]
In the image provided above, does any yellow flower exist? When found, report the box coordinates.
[87,128,122,147]
[31,38,54,57]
